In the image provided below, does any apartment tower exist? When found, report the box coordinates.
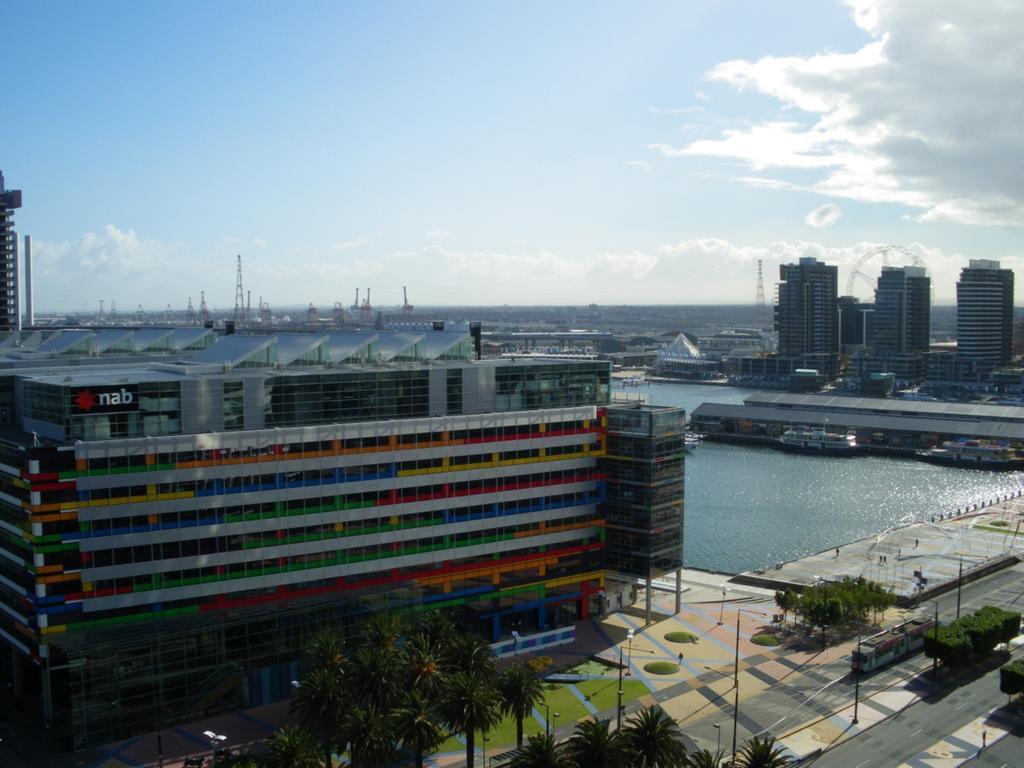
[956,260,1014,367]
[873,266,930,353]
[775,257,839,357]
[0,171,21,332]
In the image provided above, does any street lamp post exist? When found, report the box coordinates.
[955,556,963,619]
[731,607,769,768]
[483,734,489,768]
[203,731,227,766]
[931,600,939,678]
[544,705,560,737]
[852,635,861,725]
[718,586,727,625]
[617,629,635,731]
[713,722,721,754]
[627,628,635,671]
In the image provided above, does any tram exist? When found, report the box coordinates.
[851,616,935,674]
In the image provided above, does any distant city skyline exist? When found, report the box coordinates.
[3,0,1022,311]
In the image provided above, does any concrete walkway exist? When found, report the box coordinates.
[733,496,1024,599]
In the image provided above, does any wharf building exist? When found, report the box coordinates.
[691,391,1024,454]
[0,171,22,332]
[0,325,684,749]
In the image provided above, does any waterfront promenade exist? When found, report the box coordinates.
[731,493,1024,601]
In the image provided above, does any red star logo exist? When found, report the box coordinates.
[74,390,97,412]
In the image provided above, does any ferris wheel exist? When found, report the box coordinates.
[845,245,927,298]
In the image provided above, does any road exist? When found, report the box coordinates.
[809,656,1023,767]
[678,562,1024,762]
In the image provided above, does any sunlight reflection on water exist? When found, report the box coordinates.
[631,382,1024,572]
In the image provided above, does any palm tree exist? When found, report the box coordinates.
[441,670,503,768]
[734,736,791,768]
[346,644,404,712]
[685,748,724,768]
[307,632,346,672]
[622,706,687,768]
[566,717,628,768]
[361,611,403,651]
[263,725,321,768]
[510,732,571,768]
[290,666,347,768]
[393,688,447,768]
[448,633,498,679]
[498,663,546,747]
[346,705,398,768]
[416,609,459,649]
[403,634,446,696]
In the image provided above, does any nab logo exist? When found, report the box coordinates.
[74,388,135,412]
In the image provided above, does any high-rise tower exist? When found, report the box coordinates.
[0,172,22,332]
[956,260,1014,366]
[775,257,838,357]
[873,266,930,353]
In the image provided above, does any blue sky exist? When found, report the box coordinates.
[3,0,1022,311]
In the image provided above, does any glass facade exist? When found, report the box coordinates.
[601,404,686,580]
[0,358,623,750]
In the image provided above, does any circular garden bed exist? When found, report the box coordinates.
[644,661,680,675]
[751,633,781,646]
[664,631,697,644]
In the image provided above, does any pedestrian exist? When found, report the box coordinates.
[982,729,987,748]
[836,548,840,558]
[678,652,685,664]
[897,548,901,559]
[915,538,919,548]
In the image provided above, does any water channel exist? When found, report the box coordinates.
[621,382,1024,574]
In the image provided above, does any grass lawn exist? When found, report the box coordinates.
[435,683,602,752]
[976,524,1017,535]
[576,678,648,711]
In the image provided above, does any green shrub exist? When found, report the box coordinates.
[1000,659,1024,698]
[664,631,697,644]
[923,623,972,668]
[751,633,780,646]
[955,611,1002,656]
[977,606,1021,646]
[644,661,680,675]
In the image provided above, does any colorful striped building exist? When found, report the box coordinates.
[0,326,683,749]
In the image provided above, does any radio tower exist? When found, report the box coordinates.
[755,259,767,329]
[233,255,245,325]
[199,291,210,325]
[186,296,196,325]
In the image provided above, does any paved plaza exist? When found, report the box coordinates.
[735,494,1024,599]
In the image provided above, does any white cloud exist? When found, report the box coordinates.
[654,0,1024,226]
[805,203,843,228]
[332,237,368,252]
[426,229,451,240]
[29,227,1017,310]
[626,160,654,173]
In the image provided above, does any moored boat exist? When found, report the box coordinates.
[776,427,862,455]
[916,439,1024,471]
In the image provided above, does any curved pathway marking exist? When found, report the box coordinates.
[567,684,599,716]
